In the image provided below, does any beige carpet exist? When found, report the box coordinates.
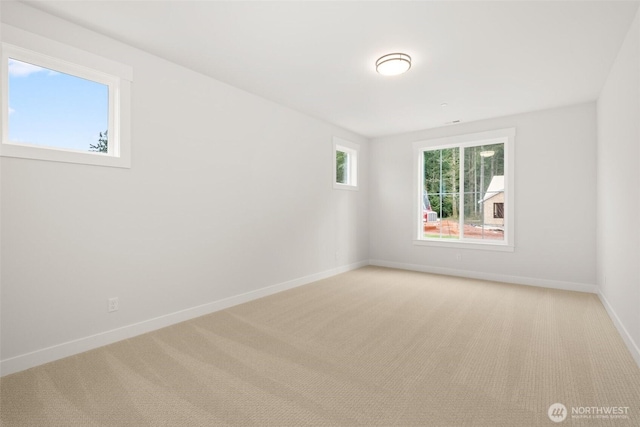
[1,266,640,426]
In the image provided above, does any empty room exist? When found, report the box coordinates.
[1,1,640,425]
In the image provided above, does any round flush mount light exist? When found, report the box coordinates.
[376,53,411,76]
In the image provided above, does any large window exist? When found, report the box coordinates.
[414,128,515,250]
[1,26,132,168]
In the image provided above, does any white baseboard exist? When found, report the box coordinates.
[368,259,598,294]
[597,292,640,369]
[0,260,368,377]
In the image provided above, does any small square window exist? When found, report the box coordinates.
[333,137,358,190]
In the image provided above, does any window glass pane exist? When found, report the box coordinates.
[336,150,348,184]
[424,194,459,239]
[462,142,505,241]
[8,58,109,153]
[423,148,459,239]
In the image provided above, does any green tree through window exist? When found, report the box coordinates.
[89,130,108,153]
[336,150,347,184]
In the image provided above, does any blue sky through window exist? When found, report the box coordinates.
[8,58,109,152]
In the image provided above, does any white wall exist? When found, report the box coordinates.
[370,103,597,292]
[0,2,369,374]
[597,10,640,365]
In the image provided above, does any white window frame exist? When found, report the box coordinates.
[413,128,515,252]
[0,25,133,168]
[333,137,358,190]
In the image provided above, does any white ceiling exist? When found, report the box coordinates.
[21,0,640,138]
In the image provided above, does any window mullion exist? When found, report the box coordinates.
[459,146,465,240]
[421,150,427,239]
[437,149,440,238]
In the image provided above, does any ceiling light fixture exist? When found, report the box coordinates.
[376,53,411,76]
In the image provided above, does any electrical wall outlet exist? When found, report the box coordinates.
[108,297,119,313]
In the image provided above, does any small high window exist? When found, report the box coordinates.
[1,26,132,168]
[333,137,358,190]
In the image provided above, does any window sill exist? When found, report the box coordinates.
[0,142,131,168]
[413,239,515,252]
[333,183,359,191]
